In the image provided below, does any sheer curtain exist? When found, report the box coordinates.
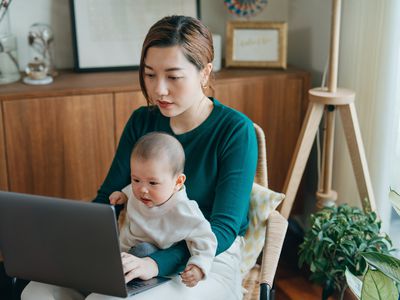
[332,0,400,232]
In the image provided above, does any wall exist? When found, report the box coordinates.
[9,0,288,71]
[287,0,331,86]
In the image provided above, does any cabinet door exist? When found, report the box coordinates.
[3,94,115,201]
[214,76,305,192]
[0,105,7,190]
[114,91,147,144]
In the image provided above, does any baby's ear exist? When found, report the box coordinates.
[175,174,186,191]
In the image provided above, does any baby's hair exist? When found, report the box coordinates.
[131,132,185,175]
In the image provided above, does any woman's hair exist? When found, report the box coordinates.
[139,15,214,103]
[131,132,185,176]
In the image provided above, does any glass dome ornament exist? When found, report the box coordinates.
[224,0,268,18]
[27,23,57,77]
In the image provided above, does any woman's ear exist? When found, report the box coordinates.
[174,174,186,191]
[201,63,213,87]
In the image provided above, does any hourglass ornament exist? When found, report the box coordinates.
[224,0,268,18]
[23,23,56,85]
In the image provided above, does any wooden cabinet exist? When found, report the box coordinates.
[114,91,147,144]
[2,94,115,200]
[212,72,308,192]
[0,68,309,202]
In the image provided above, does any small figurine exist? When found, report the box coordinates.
[23,57,53,85]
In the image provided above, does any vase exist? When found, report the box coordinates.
[0,8,21,85]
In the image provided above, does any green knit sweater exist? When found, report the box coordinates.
[94,98,257,276]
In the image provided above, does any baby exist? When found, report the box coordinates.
[109,132,217,287]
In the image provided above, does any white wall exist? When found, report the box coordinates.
[287,0,331,86]
[8,0,288,71]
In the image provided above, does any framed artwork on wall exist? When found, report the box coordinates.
[225,21,287,69]
[70,0,200,72]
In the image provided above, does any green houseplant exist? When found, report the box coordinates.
[345,188,400,300]
[298,204,392,300]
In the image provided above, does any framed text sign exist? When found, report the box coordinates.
[70,0,200,72]
[226,21,287,69]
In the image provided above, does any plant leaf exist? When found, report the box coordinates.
[345,268,362,299]
[389,187,400,216]
[362,252,400,283]
[361,268,398,300]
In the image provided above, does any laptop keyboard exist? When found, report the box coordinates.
[127,279,150,289]
[126,277,170,295]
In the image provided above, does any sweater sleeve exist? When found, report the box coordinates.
[210,119,257,254]
[185,219,217,279]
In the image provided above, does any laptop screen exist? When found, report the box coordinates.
[0,191,132,297]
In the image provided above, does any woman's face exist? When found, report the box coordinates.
[143,45,207,118]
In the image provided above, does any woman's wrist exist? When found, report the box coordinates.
[143,257,159,277]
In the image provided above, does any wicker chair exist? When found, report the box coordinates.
[241,124,289,300]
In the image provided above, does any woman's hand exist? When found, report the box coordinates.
[121,252,159,282]
[109,191,128,205]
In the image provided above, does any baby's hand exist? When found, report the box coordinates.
[180,264,204,287]
[109,191,128,205]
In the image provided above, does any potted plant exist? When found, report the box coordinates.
[298,204,392,300]
[345,188,400,300]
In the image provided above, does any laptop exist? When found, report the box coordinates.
[0,191,171,298]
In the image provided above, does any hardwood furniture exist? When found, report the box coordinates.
[0,68,310,205]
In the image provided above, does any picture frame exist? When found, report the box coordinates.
[225,21,287,69]
[70,0,200,72]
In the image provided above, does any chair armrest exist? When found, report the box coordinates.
[259,210,288,288]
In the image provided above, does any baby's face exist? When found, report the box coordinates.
[130,155,179,208]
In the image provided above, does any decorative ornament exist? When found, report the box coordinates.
[224,0,268,18]
[23,23,57,85]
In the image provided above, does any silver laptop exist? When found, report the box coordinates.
[0,191,170,298]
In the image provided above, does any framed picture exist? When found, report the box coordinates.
[70,0,200,72]
[225,21,287,69]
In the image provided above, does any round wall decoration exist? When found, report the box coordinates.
[224,0,268,18]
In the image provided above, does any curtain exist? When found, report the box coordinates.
[332,0,400,232]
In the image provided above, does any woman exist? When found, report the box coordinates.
[22,15,257,300]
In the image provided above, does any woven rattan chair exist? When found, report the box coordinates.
[241,124,289,300]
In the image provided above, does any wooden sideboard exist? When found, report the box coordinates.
[0,68,310,203]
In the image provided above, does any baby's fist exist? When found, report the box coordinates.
[180,264,204,287]
[109,191,127,205]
